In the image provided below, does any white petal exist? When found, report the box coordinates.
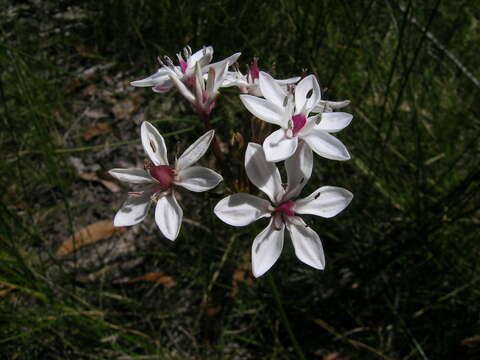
[188,46,214,69]
[130,69,170,87]
[114,193,152,226]
[168,73,195,103]
[221,71,247,88]
[275,76,301,85]
[225,52,242,65]
[302,128,350,161]
[214,193,271,226]
[176,130,215,171]
[263,129,298,162]
[175,166,222,192]
[251,218,285,278]
[295,75,321,114]
[141,121,169,166]
[298,114,320,136]
[206,52,241,73]
[317,112,353,133]
[295,186,353,218]
[240,95,285,127]
[287,219,325,270]
[284,141,313,200]
[212,60,229,93]
[245,143,284,204]
[155,192,183,241]
[109,168,154,184]
[259,71,287,108]
[152,80,174,93]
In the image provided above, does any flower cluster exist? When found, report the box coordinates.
[110,45,353,277]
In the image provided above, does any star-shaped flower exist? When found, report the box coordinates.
[240,71,352,162]
[109,121,223,240]
[131,45,240,93]
[214,142,353,277]
[222,58,300,96]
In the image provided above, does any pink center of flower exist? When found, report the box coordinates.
[275,200,295,217]
[180,60,188,74]
[291,113,306,136]
[249,58,260,82]
[148,165,174,188]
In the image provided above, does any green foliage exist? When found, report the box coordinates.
[1,0,479,358]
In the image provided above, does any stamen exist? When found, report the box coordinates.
[128,191,144,198]
[149,139,156,153]
[144,159,152,171]
[164,56,175,68]
[183,46,189,60]
[301,68,308,79]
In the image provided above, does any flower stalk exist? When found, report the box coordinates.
[268,272,307,360]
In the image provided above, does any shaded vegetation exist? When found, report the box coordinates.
[1,0,479,358]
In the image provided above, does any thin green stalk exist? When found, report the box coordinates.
[267,273,306,360]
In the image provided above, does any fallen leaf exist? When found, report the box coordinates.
[112,100,138,120]
[127,272,177,288]
[82,84,97,97]
[75,44,98,58]
[84,108,109,119]
[0,284,16,298]
[83,122,112,140]
[78,171,120,193]
[323,353,349,360]
[56,220,126,256]
[206,305,221,317]
[230,252,253,297]
[462,335,480,345]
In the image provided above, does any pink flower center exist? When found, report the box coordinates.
[291,113,306,136]
[275,200,295,217]
[180,60,188,74]
[249,58,260,82]
[148,165,174,188]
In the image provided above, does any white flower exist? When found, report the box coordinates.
[214,142,353,277]
[240,71,352,162]
[131,45,240,93]
[168,60,229,115]
[222,58,300,96]
[109,121,222,240]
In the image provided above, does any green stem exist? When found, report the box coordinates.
[201,111,224,163]
[267,273,307,360]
